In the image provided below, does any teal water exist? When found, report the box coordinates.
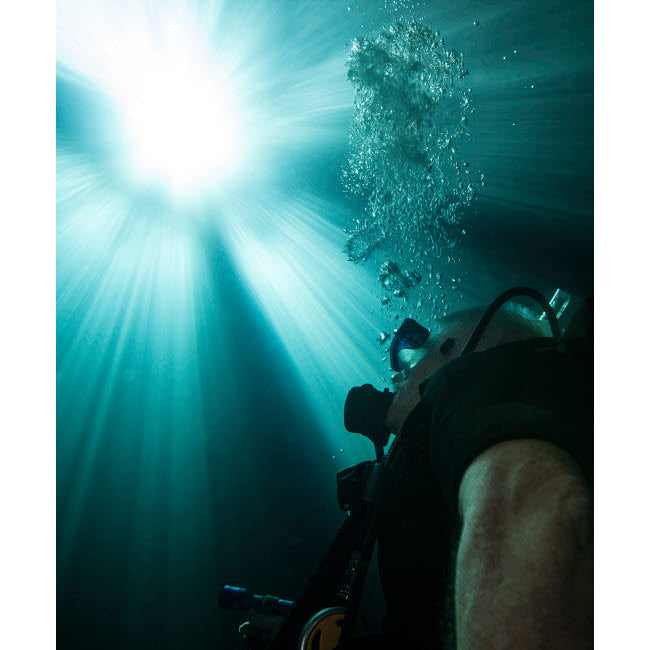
[56,1,593,647]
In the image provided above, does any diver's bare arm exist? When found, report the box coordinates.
[454,439,593,650]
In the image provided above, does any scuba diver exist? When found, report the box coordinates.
[222,288,593,649]
[352,289,594,649]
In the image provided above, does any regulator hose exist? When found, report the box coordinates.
[461,287,561,356]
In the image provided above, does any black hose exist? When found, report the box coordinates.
[460,287,561,356]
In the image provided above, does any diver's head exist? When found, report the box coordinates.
[385,295,553,433]
[390,305,550,383]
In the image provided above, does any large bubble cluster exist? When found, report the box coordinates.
[342,22,479,263]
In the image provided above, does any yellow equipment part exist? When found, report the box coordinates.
[299,607,367,650]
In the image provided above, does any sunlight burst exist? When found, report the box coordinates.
[112,23,244,194]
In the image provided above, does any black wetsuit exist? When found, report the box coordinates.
[376,297,593,648]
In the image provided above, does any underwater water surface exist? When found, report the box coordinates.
[56,0,593,647]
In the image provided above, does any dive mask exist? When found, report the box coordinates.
[389,318,430,371]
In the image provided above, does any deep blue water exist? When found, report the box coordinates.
[56,1,593,647]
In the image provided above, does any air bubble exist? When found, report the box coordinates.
[343,22,481,265]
